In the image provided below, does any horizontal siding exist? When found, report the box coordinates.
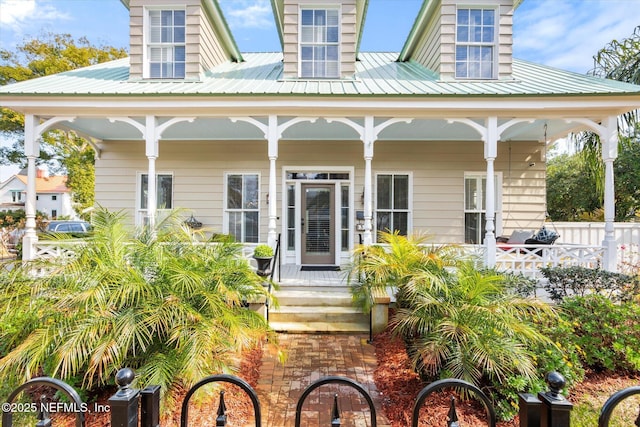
[95,138,544,244]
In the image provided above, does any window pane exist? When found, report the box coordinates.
[301,9,313,25]
[465,212,480,243]
[227,175,242,208]
[483,9,495,25]
[174,10,185,26]
[161,10,172,26]
[314,10,326,26]
[393,212,408,235]
[470,9,482,25]
[301,27,313,43]
[377,175,391,209]
[174,62,185,79]
[150,27,161,43]
[456,46,467,61]
[482,27,494,43]
[162,27,172,43]
[175,46,185,61]
[174,27,185,43]
[376,212,390,237]
[327,45,338,60]
[140,175,149,209]
[228,212,242,241]
[327,26,339,43]
[393,175,408,209]
[301,46,313,60]
[243,175,259,209]
[457,9,469,25]
[301,61,313,77]
[315,46,326,60]
[465,177,477,210]
[457,26,469,43]
[157,175,172,209]
[245,211,259,243]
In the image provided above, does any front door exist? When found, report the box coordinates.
[301,184,335,265]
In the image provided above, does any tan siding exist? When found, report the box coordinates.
[96,139,545,245]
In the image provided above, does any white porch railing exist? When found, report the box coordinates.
[30,238,623,280]
[467,244,605,279]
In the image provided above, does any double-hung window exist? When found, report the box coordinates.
[148,9,186,79]
[140,173,173,210]
[139,173,173,224]
[300,8,340,78]
[455,8,496,79]
[226,173,259,243]
[464,173,501,244]
[376,173,410,242]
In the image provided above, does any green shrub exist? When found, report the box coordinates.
[558,294,640,372]
[540,266,640,303]
[253,244,274,258]
[0,208,276,408]
[347,232,561,421]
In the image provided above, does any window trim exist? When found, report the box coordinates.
[374,172,412,240]
[298,5,341,79]
[223,172,261,243]
[454,7,498,80]
[136,172,174,225]
[464,172,503,243]
[144,7,187,79]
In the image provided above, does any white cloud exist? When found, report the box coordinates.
[514,0,639,73]
[0,0,70,33]
[218,0,272,29]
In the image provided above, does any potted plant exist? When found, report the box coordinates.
[253,244,274,276]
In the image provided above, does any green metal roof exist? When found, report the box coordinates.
[1,52,640,98]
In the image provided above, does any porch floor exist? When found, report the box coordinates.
[273,263,349,288]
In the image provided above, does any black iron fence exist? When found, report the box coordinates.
[2,368,639,426]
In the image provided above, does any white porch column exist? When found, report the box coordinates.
[145,115,158,229]
[22,115,39,260]
[484,117,498,267]
[267,115,278,247]
[601,116,619,272]
[363,116,375,245]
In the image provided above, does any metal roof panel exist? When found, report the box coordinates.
[2,53,640,98]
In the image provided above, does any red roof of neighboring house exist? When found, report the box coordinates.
[15,175,69,193]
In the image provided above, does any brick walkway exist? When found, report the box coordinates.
[256,334,391,427]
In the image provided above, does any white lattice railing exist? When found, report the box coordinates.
[34,241,84,260]
[462,244,605,279]
[31,241,609,280]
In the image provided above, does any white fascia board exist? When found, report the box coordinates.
[4,97,640,117]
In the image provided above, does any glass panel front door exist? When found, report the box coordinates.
[301,184,334,264]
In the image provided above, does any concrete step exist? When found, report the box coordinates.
[269,305,367,324]
[268,320,370,334]
[272,289,353,307]
[268,286,367,333]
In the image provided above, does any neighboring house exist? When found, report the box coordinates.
[0,169,75,219]
[1,0,640,267]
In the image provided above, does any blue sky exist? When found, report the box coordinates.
[0,0,638,180]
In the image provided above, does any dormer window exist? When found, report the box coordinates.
[300,8,340,78]
[147,9,186,79]
[455,8,496,79]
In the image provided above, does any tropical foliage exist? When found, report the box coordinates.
[348,232,556,385]
[0,208,275,407]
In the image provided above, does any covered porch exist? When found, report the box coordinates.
[18,110,623,275]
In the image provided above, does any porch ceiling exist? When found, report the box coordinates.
[63,116,576,143]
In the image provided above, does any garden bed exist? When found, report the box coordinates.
[371,328,640,426]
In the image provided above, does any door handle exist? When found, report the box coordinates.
[301,218,305,233]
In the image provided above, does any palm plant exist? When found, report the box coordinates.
[347,231,556,387]
[0,208,275,406]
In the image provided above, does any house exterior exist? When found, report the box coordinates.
[0,169,75,219]
[1,0,640,269]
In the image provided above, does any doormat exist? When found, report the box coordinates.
[300,265,340,272]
